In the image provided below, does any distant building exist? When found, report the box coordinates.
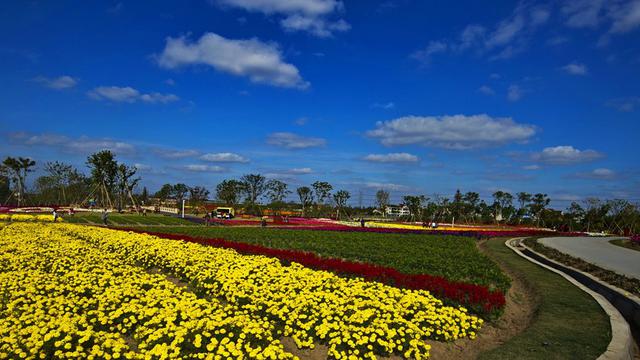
[385,205,410,217]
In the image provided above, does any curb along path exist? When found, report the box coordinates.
[505,238,635,360]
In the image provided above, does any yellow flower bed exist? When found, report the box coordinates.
[366,221,508,232]
[1,223,484,359]
[0,213,60,222]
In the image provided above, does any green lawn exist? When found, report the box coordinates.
[138,226,510,292]
[478,238,610,360]
[64,213,196,226]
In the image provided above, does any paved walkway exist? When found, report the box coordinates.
[539,237,640,279]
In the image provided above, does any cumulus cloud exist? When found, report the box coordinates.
[413,3,549,64]
[606,96,640,112]
[183,164,227,173]
[366,114,536,150]
[523,164,541,170]
[363,153,419,163]
[32,75,77,90]
[216,0,349,37]
[88,86,179,103]
[9,132,136,154]
[531,145,604,164]
[358,182,410,191]
[266,132,326,149]
[200,152,249,163]
[562,62,588,75]
[156,33,309,89]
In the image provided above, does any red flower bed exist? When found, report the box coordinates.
[120,228,506,315]
[631,235,640,245]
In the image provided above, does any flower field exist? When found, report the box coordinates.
[0,213,58,222]
[1,223,485,359]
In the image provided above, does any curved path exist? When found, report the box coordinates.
[539,237,640,279]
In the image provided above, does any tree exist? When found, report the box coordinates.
[44,161,74,204]
[462,192,480,223]
[241,174,266,205]
[0,175,10,204]
[265,179,291,215]
[375,189,390,216]
[265,179,291,203]
[296,186,313,217]
[86,150,118,208]
[1,157,36,206]
[516,192,532,223]
[140,187,149,205]
[565,202,585,232]
[155,184,174,204]
[403,195,426,222]
[333,190,351,219]
[529,193,551,226]
[451,190,463,224]
[116,163,139,211]
[311,181,333,205]
[172,183,190,208]
[189,186,210,215]
[492,191,514,223]
[215,180,244,206]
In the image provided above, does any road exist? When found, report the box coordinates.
[539,236,640,279]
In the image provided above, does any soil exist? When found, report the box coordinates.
[428,239,540,359]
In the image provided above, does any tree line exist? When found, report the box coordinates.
[1,152,639,233]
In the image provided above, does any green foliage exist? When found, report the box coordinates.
[142,226,510,292]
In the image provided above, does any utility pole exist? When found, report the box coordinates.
[181,199,186,218]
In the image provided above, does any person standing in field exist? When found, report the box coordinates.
[102,209,109,226]
[52,209,58,222]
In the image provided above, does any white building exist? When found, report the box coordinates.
[385,205,410,217]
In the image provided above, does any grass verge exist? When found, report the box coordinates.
[609,238,640,253]
[524,237,640,297]
[478,238,610,360]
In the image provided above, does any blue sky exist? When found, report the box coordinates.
[1,0,639,207]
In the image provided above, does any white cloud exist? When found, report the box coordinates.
[33,75,77,90]
[153,149,200,159]
[360,182,410,191]
[88,86,179,103]
[531,145,604,164]
[363,153,419,163]
[280,15,350,37]
[134,163,152,171]
[523,164,541,170]
[562,0,640,35]
[411,40,447,64]
[200,152,249,163]
[216,0,349,37]
[294,117,308,126]
[371,102,396,109]
[9,132,136,155]
[562,0,605,28]
[157,33,309,89]
[478,85,495,96]
[184,164,227,173]
[366,114,536,150]
[266,132,326,149]
[287,167,313,174]
[414,3,549,63]
[572,168,616,179]
[507,85,522,102]
[606,96,640,112]
[489,73,501,79]
[609,0,640,33]
[562,62,588,75]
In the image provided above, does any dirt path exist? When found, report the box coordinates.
[428,238,539,359]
